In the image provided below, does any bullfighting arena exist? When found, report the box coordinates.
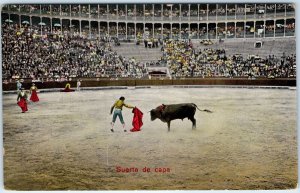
[3,87,297,190]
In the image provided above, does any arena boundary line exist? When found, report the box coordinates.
[2,85,295,95]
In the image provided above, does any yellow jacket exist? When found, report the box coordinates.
[113,100,133,110]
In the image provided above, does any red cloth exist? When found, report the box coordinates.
[130,107,143,132]
[17,98,28,112]
[30,90,39,102]
[60,88,75,92]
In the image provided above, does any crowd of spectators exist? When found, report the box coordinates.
[161,39,296,78]
[61,5,70,16]
[1,22,296,82]
[236,6,245,14]
[2,23,147,81]
[99,6,108,17]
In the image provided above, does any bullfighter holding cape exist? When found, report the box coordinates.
[110,96,134,132]
[61,83,75,92]
[17,88,28,113]
[30,83,39,102]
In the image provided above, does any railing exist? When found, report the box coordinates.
[2,78,296,91]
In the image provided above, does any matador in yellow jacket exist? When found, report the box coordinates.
[110,96,134,132]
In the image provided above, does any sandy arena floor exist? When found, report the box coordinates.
[2,87,298,190]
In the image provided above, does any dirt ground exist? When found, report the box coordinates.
[2,87,297,190]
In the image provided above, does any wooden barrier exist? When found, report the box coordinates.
[2,78,296,91]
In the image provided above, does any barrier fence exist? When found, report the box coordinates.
[2,78,296,91]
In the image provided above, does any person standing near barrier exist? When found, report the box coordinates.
[17,88,28,113]
[61,83,75,92]
[77,79,81,91]
[16,80,22,91]
[110,96,134,132]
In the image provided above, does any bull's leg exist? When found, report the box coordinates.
[191,117,196,130]
[167,121,171,132]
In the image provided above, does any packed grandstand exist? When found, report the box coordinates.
[1,3,296,82]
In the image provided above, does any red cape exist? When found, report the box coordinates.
[17,98,28,112]
[30,90,39,102]
[130,107,143,132]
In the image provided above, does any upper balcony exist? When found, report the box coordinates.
[2,3,295,23]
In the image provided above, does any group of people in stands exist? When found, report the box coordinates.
[2,23,148,82]
[161,39,296,78]
[2,23,296,83]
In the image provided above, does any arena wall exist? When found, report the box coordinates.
[2,78,296,91]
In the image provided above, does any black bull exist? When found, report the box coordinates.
[150,103,212,131]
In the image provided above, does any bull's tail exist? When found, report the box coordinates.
[194,104,213,113]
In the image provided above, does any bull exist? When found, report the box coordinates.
[150,103,212,131]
